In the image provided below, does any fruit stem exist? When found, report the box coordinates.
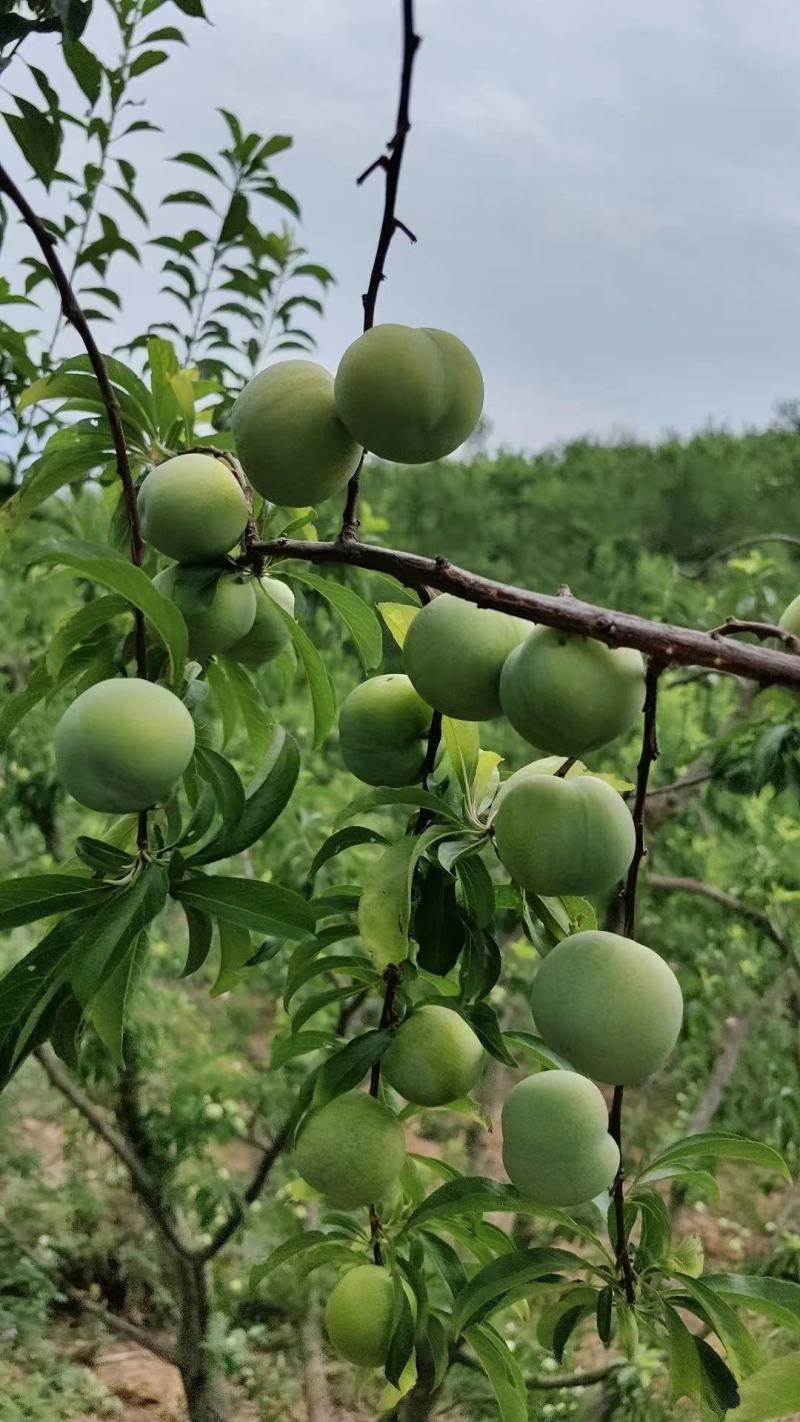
[339,0,422,542]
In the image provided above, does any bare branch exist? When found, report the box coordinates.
[646,874,797,965]
[194,1118,293,1263]
[253,537,800,689]
[709,617,800,651]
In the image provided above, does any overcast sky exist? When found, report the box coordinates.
[9,0,800,452]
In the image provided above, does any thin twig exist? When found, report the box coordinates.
[194,1118,293,1262]
[252,538,800,690]
[450,1347,619,1391]
[34,1047,192,1259]
[368,963,403,1265]
[646,874,797,965]
[709,617,800,651]
[339,0,421,541]
[681,533,800,580]
[555,756,577,778]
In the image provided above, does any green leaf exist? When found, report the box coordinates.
[275,604,335,747]
[663,1302,706,1409]
[670,1273,763,1378]
[442,716,480,798]
[250,1232,355,1292]
[0,914,87,1089]
[695,1338,742,1415]
[47,595,129,678]
[463,1324,528,1422]
[89,931,149,1062]
[452,1246,585,1333]
[456,855,495,929]
[358,832,439,970]
[736,1353,800,1421]
[70,865,168,1007]
[377,600,419,649]
[315,1029,391,1103]
[414,864,465,976]
[187,728,300,865]
[173,875,314,938]
[171,0,207,17]
[171,150,219,177]
[213,919,252,995]
[217,660,275,761]
[180,902,213,977]
[270,1030,333,1069]
[129,49,168,76]
[308,825,388,880]
[4,101,60,188]
[63,40,103,105]
[502,1031,572,1070]
[75,838,135,875]
[220,191,249,242]
[403,1176,601,1247]
[703,1276,800,1335]
[286,953,373,1007]
[467,1002,516,1067]
[0,874,110,932]
[34,541,187,683]
[291,984,363,1034]
[194,744,245,833]
[385,1275,416,1389]
[0,663,53,750]
[286,570,383,671]
[641,1131,790,1184]
[337,786,461,826]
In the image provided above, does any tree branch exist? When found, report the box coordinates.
[681,533,800,580]
[450,1348,619,1391]
[645,874,797,965]
[709,618,799,651]
[339,0,421,540]
[253,538,800,688]
[34,1047,192,1260]
[194,1117,293,1263]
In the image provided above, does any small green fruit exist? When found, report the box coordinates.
[54,677,195,813]
[502,1070,620,1206]
[232,361,361,506]
[293,1093,406,1208]
[382,1005,484,1106]
[334,324,484,463]
[493,771,635,896]
[324,1265,397,1367]
[403,594,526,720]
[531,930,683,1085]
[500,629,645,754]
[153,565,256,659]
[779,595,800,637]
[339,674,432,786]
[138,454,249,563]
[231,577,294,665]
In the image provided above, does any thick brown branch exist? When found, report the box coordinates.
[254,538,800,688]
[35,1047,192,1259]
[21,1247,178,1364]
[340,0,421,540]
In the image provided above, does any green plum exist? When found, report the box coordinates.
[230,577,295,665]
[54,677,195,813]
[499,628,645,754]
[531,930,684,1085]
[382,1005,484,1106]
[293,1093,406,1208]
[403,594,527,720]
[231,360,361,506]
[493,771,635,896]
[153,565,256,659]
[502,1070,620,1206]
[334,324,484,463]
[779,595,800,637]
[324,1266,397,1367]
[339,674,432,786]
[138,453,249,563]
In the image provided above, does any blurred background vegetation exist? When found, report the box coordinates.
[2,2,800,1420]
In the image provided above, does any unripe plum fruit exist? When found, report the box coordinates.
[334,324,484,464]
[293,1092,406,1208]
[324,1265,397,1367]
[500,628,645,755]
[230,577,294,665]
[502,1070,620,1206]
[403,594,527,721]
[153,565,256,659]
[779,594,800,636]
[54,677,195,813]
[339,674,432,786]
[138,454,249,563]
[493,771,635,896]
[382,1005,484,1106]
[531,930,683,1085]
[231,361,361,506]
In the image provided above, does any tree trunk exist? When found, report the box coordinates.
[176,1256,229,1422]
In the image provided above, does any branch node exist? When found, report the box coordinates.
[356,154,390,186]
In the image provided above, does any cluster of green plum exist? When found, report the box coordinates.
[52,321,483,816]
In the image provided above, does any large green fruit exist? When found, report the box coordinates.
[403,594,526,720]
[531,930,683,1085]
[230,577,294,665]
[54,677,195,813]
[138,454,249,563]
[153,565,256,659]
[339,674,432,786]
[324,1265,397,1367]
[499,629,645,755]
[493,771,635,896]
[293,1093,406,1208]
[334,324,484,464]
[382,1005,484,1106]
[231,361,361,506]
[502,1070,620,1206]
